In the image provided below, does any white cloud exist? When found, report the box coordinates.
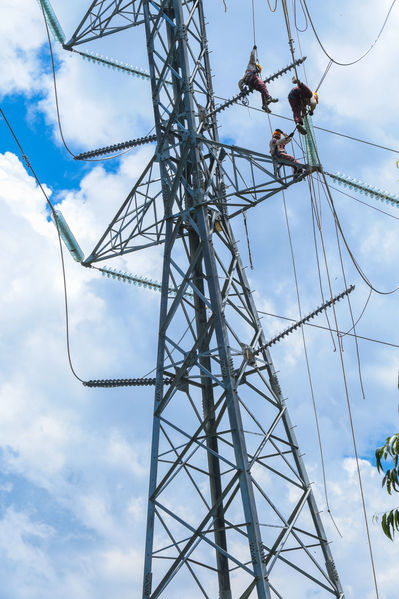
[1,1,399,597]
[0,0,45,97]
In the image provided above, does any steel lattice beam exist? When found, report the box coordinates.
[70,1,346,598]
[82,139,308,264]
[64,0,145,48]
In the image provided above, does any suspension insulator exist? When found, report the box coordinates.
[74,134,157,160]
[326,172,399,207]
[36,0,65,44]
[51,210,84,262]
[83,377,173,388]
[99,266,193,298]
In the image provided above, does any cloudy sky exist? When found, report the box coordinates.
[0,0,399,597]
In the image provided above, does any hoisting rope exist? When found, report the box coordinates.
[281,186,343,539]
[280,4,381,594]
[251,0,257,48]
[311,172,381,599]
[281,0,300,81]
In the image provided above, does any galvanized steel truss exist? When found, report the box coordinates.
[69,1,344,597]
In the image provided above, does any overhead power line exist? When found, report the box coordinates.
[212,96,399,155]
[259,310,399,349]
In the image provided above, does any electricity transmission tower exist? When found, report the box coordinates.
[62,1,345,597]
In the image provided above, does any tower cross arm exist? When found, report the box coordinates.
[64,0,146,49]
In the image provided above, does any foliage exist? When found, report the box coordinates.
[375,433,399,540]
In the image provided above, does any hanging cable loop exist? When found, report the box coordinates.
[302,0,397,67]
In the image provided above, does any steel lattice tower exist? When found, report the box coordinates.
[63,1,345,597]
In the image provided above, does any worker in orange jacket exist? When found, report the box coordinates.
[269,128,302,176]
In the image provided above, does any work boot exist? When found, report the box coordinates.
[296,123,307,135]
[266,96,279,104]
[262,104,272,113]
[292,76,299,84]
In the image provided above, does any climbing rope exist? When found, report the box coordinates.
[251,0,257,48]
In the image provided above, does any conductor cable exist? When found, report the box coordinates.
[0,105,84,384]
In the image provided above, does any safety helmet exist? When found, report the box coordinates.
[313,92,319,104]
[256,63,262,73]
[273,129,283,138]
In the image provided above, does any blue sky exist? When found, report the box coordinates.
[1,0,399,597]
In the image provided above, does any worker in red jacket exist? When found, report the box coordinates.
[288,77,318,134]
[269,129,301,176]
[238,45,278,113]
